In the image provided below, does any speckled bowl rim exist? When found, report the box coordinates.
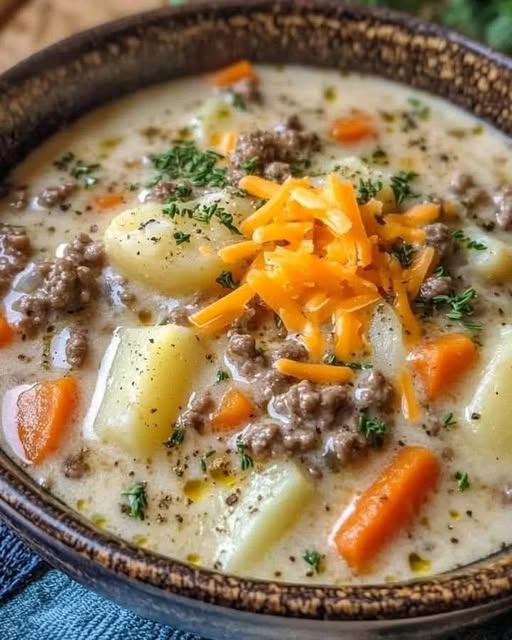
[0,0,511,622]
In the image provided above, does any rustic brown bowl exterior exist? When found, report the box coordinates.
[0,1,511,637]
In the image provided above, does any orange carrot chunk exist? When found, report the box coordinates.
[16,378,78,464]
[0,313,15,347]
[332,446,440,572]
[207,60,255,87]
[95,193,125,209]
[211,388,254,432]
[331,113,376,144]
[408,333,477,400]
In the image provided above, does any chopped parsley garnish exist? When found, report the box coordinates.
[455,471,470,491]
[390,170,419,205]
[216,369,230,382]
[120,482,148,520]
[172,183,193,201]
[200,449,216,473]
[240,157,259,174]
[407,97,431,120]
[392,242,416,268]
[303,549,322,574]
[432,287,480,331]
[323,353,372,369]
[443,413,457,429]
[452,229,487,251]
[357,178,382,204]
[173,231,191,245]
[433,265,446,277]
[226,89,246,110]
[236,441,254,471]
[150,141,227,188]
[53,151,101,188]
[165,424,185,448]
[162,200,241,234]
[370,147,389,166]
[216,270,238,289]
[359,411,387,448]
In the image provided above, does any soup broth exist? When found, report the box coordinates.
[1,65,511,585]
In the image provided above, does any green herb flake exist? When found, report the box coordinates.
[150,141,227,188]
[323,353,372,370]
[120,482,148,520]
[433,265,446,277]
[452,229,487,251]
[432,287,480,332]
[240,157,259,174]
[407,96,431,120]
[165,424,185,448]
[392,242,416,268]
[455,471,470,491]
[357,178,383,204]
[443,413,457,429]
[173,231,191,245]
[370,147,389,166]
[226,89,246,110]
[216,270,238,289]
[216,369,230,382]
[359,410,387,448]
[303,549,322,574]
[390,170,419,205]
[199,449,216,473]
[236,441,254,471]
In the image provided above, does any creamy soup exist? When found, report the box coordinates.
[1,64,512,585]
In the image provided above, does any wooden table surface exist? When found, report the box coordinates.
[0,0,167,72]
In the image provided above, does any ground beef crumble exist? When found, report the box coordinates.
[0,225,32,292]
[17,233,105,334]
[65,327,88,368]
[62,448,90,479]
[228,115,321,184]
[37,182,78,208]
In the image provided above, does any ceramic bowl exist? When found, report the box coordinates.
[0,2,511,638]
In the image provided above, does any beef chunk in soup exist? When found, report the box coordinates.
[493,186,512,231]
[65,327,89,368]
[424,223,453,259]
[353,370,393,411]
[17,233,104,333]
[418,275,453,301]
[175,391,214,433]
[226,332,266,378]
[0,225,32,292]
[449,173,487,208]
[144,180,179,204]
[228,115,321,184]
[62,448,90,479]
[37,182,78,208]
[323,423,368,468]
[8,186,28,210]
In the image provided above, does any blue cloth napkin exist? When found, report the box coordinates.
[1,519,511,639]
[0,521,205,639]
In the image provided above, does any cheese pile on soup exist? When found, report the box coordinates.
[1,63,511,585]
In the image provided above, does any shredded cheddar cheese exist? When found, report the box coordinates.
[191,172,441,418]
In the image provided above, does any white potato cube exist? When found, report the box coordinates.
[84,324,205,453]
[220,462,313,574]
[466,228,512,283]
[465,326,512,459]
[104,196,252,296]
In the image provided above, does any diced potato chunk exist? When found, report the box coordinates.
[220,462,313,574]
[465,326,512,458]
[466,229,512,283]
[104,196,252,296]
[84,324,205,453]
[369,303,405,382]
